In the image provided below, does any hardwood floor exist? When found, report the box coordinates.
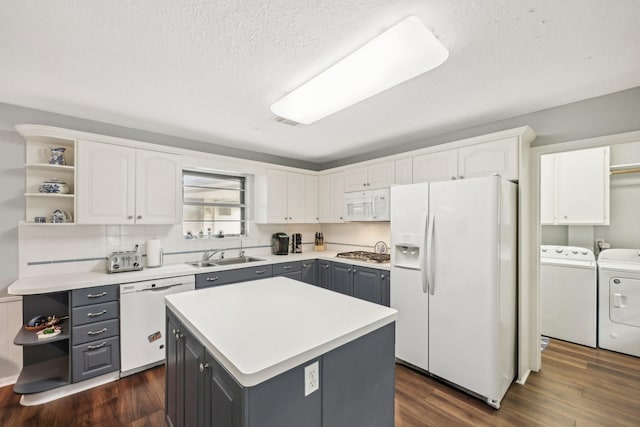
[1,339,639,426]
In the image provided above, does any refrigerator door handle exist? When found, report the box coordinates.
[425,212,435,295]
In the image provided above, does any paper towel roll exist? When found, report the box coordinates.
[146,239,163,267]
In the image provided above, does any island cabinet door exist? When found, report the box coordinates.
[166,311,182,427]
[182,328,205,427]
[331,263,354,296]
[202,350,244,427]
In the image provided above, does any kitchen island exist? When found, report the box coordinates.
[165,276,397,427]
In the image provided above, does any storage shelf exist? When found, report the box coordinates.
[24,193,75,198]
[20,221,76,226]
[14,325,70,346]
[13,356,70,395]
[25,163,75,172]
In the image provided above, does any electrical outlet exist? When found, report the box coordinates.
[304,361,319,396]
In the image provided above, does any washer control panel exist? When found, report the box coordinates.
[540,245,595,261]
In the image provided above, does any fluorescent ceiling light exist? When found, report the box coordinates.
[271,16,448,125]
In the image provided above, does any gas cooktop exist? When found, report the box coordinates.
[336,251,390,264]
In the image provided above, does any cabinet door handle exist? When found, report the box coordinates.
[128,215,134,219]
[256,270,266,274]
[137,215,142,219]
[87,310,107,317]
[451,176,456,180]
[282,265,292,270]
[199,362,210,372]
[206,277,219,281]
[323,264,330,269]
[87,291,107,299]
[347,268,352,273]
[87,327,108,336]
[87,341,107,350]
[458,175,464,179]
[381,274,385,279]
[352,269,357,274]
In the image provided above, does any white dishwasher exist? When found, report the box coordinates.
[120,275,195,376]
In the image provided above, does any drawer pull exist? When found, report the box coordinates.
[206,277,219,281]
[87,291,107,299]
[87,341,107,350]
[256,270,266,274]
[87,328,108,336]
[282,266,292,270]
[322,265,330,269]
[87,310,107,317]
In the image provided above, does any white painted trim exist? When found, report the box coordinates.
[0,374,19,388]
[18,371,120,406]
[529,129,640,375]
[516,368,531,385]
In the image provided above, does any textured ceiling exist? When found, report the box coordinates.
[1,1,640,163]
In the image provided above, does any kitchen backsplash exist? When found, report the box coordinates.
[18,221,390,277]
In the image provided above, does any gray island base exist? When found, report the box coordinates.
[165,277,397,427]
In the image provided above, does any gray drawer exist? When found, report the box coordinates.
[72,285,119,307]
[272,261,302,275]
[72,335,120,383]
[196,265,273,289]
[72,301,119,326]
[72,318,119,346]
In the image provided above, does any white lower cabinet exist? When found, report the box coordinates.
[77,140,181,224]
[541,146,610,225]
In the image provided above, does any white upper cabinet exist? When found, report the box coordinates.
[413,150,458,183]
[539,154,556,224]
[319,172,345,223]
[344,161,394,192]
[413,137,519,183]
[457,137,519,181]
[540,146,610,225]
[135,149,182,224]
[263,169,317,223]
[555,147,610,225]
[394,158,413,185]
[77,140,181,224]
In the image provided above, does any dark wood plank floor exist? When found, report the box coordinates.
[1,339,639,426]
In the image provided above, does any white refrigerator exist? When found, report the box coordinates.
[390,175,517,409]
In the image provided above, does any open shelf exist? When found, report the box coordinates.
[24,193,75,198]
[25,163,75,172]
[13,356,70,395]
[14,325,70,346]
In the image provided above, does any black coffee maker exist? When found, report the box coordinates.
[272,232,289,255]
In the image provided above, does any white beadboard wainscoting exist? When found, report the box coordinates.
[0,295,22,386]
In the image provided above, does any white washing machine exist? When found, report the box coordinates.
[540,245,597,347]
[598,249,640,357]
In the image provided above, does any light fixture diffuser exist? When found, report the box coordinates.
[271,16,448,125]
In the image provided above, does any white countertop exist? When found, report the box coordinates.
[8,251,390,295]
[165,277,397,387]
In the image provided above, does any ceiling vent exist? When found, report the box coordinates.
[275,116,300,126]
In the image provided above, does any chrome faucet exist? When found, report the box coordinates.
[202,249,226,261]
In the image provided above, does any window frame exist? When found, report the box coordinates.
[182,169,248,239]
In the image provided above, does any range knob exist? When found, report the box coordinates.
[572,249,578,254]
[113,264,120,270]
[133,262,140,268]
[555,248,563,254]
[581,250,588,255]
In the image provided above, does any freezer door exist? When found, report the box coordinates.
[390,182,430,370]
[427,176,507,401]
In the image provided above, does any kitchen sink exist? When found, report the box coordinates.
[186,256,265,268]
[186,261,218,268]
[212,256,265,265]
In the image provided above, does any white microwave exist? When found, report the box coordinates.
[344,188,390,221]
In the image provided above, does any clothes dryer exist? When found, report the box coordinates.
[540,245,597,347]
[598,249,640,357]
